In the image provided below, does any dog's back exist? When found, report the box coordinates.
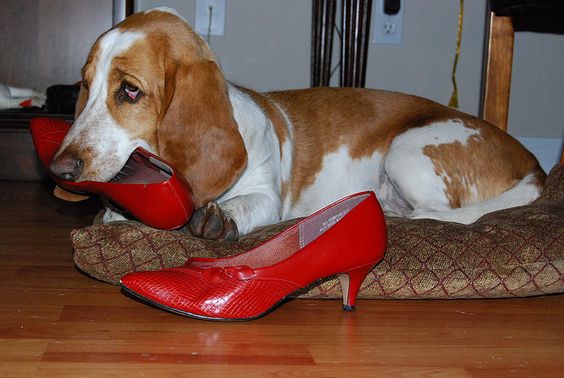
[264,87,545,222]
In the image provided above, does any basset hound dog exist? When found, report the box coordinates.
[50,7,545,241]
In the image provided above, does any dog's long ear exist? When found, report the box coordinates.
[157,59,247,208]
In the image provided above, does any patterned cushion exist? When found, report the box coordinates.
[72,165,564,298]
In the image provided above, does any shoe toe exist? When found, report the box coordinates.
[121,269,202,313]
[121,267,299,320]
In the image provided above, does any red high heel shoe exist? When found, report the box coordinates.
[30,117,194,230]
[120,191,387,321]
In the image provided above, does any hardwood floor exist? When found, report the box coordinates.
[1,181,563,377]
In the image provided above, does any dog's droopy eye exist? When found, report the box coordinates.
[124,83,141,101]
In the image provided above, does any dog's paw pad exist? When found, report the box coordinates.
[188,202,239,242]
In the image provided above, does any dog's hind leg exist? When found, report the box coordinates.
[383,119,543,224]
[409,172,542,223]
[383,121,469,219]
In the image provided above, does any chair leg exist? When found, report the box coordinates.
[340,0,372,87]
[481,12,514,132]
[311,0,337,87]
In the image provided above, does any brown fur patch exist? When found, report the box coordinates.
[104,35,167,151]
[75,35,102,119]
[422,120,546,208]
[267,88,451,204]
[156,60,247,208]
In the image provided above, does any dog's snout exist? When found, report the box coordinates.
[50,153,83,182]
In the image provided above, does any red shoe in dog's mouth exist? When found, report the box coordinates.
[30,117,194,230]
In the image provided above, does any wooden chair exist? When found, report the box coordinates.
[482,0,564,164]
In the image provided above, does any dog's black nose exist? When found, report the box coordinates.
[50,153,83,181]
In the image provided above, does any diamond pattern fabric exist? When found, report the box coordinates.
[73,166,564,299]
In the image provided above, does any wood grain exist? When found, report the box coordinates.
[1,181,563,377]
[482,13,514,132]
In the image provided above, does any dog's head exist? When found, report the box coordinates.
[51,8,247,207]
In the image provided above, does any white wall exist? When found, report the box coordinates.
[136,0,311,90]
[509,32,564,171]
[365,0,487,116]
[510,31,564,172]
[510,31,564,139]
[136,0,563,168]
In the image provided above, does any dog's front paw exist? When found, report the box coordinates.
[188,202,239,242]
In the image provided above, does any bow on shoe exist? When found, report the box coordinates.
[201,266,256,283]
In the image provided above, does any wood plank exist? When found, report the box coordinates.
[34,363,473,378]
[482,13,514,132]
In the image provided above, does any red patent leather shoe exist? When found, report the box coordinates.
[30,117,194,230]
[120,191,387,321]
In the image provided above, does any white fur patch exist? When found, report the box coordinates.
[415,119,480,146]
[280,138,293,186]
[384,119,480,212]
[214,86,283,234]
[286,146,385,220]
[57,29,145,181]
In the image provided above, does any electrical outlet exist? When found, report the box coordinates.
[195,0,226,37]
[373,0,403,45]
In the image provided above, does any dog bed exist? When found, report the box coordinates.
[71,165,564,299]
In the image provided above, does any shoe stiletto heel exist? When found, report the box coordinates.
[338,264,374,311]
[121,191,388,321]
